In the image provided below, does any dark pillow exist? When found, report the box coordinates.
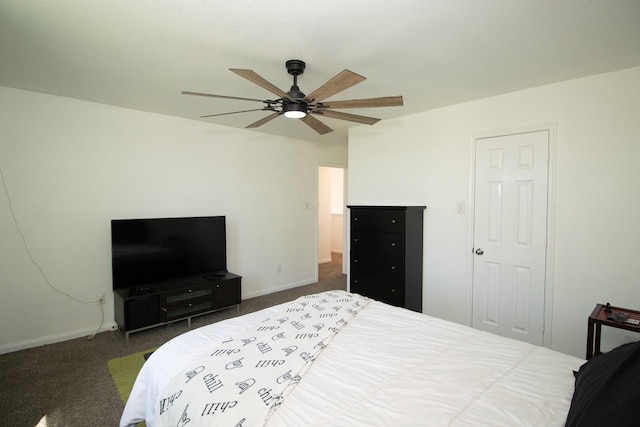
[566,341,640,426]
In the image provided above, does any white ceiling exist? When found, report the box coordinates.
[2,0,640,145]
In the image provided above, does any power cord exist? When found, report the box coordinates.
[0,165,104,339]
[87,302,105,340]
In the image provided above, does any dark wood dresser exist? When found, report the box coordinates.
[348,205,425,312]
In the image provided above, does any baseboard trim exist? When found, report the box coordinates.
[241,278,316,300]
[3,268,342,354]
[0,322,118,355]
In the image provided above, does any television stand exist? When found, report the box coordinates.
[114,272,241,342]
[130,286,153,296]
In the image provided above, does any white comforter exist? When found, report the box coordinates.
[121,292,583,427]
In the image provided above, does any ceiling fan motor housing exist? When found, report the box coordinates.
[287,85,306,100]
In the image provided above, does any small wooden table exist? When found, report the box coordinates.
[586,303,640,359]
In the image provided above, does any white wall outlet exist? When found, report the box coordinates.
[97,293,105,305]
[277,264,282,273]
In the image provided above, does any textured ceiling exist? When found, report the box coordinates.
[2,0,640,145]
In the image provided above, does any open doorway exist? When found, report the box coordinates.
[318,165,347,281]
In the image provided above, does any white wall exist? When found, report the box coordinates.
[0,87,347,353]
[348,66,640,358]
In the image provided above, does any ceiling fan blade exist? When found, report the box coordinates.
[229,68,295,101]
[181,91,266,103]
[306,69,366,103]
[320,96,404,109]
[300,115,333,135]
[200,108,272,118]
[312,109,380,125]
[245,112,281,128]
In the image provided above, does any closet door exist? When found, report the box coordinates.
[472,131,549,346]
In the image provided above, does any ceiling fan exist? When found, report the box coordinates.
[182,59,403,135]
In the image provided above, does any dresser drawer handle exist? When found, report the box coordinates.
[353,259,359,263]
[187,289,192,293]
[354,238,359,242]
[391,219,396,224]
[391,266,396,270]
[391,242,396,247]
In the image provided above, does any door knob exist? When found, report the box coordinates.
[475,248,484,255]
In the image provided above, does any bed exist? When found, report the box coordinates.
[121,290,589,426]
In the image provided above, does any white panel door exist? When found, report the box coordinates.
[472,131,549,345]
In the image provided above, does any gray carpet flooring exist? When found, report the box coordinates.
[0,254,345,427]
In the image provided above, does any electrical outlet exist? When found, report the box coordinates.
[97,293,105,305]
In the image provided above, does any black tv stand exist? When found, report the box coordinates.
[204,272,227,281]
[114,272,241,342]
[130,286,153,296]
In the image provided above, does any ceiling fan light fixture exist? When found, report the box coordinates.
[183,59,403,135]
[283,101,307,119]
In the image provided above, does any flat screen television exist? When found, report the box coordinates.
[111,216,227,292]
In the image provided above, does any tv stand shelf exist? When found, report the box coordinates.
[114,272,241,342]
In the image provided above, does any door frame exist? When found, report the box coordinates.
[314,162,348,283]
[467,122,557,348]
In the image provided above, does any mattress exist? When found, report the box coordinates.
[121,291,584,426]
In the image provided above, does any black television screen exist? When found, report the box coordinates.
[111,216,227,291]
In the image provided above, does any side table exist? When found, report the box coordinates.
[586,303,640,359]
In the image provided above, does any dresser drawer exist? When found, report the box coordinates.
[350,274,404,307]
[351,253,404,280]
[351,230,404,256]
[351,209,405,233]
